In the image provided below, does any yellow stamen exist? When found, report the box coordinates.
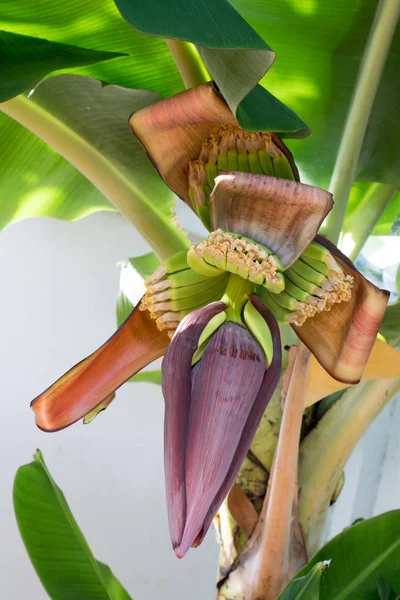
[191,229,281,286]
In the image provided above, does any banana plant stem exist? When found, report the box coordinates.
[346,183,397,261]
[0,95,189,260]
[298,378,400,556]
[166,40,211,89]
[325,0,400,245]
[247,344,310,600]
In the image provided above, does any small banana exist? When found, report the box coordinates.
[301,240,331,263]
[284,278,314,303]
[147,277,228,314]
[258,149,274,176]
[262,272,285,293]
[289,259,327,287]
[272,155,296,180]
[192,310,227,365]
[243,300,274,366]
[187,247,225,277]
[248,152,264,175]
[285,269,326,297]
[301,255,330,276]
[270,290,302,312]
[238,152,250,172]
[257,288,291,323]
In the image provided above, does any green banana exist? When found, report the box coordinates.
[285,269,325,297]
[192,310,227,365]
[262,272,285,293]
[270,290,301,311]
[154,274,228,302]
[203,247,227,271]
[301,240,331,263]
[243,300,273,366]
[238,153,250,172]
[169,267,215,288]
[257,288,290,323]
[227,150,239,171]
[248,152,264,175]
[149,277,228,313]
[273,155,296,180]
[301,255,330,276]
[205,163,217,188]
[284,278,313,303]
[290,259,327,287]
[187,248,225,278]
[258,149,275,176]
[217,154,228,171]
[163,250,189,273]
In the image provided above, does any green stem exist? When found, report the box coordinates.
[325,0,400,244]
[0,95,189,260]
[221,274,254,324]
[346,183,397,261]
[166,40,210,89]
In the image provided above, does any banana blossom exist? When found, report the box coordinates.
[31,83,398,557]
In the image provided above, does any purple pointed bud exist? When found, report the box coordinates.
[162,298,282,558]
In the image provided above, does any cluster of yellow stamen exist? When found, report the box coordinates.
[140,254,228,336]
[287,266,354,327]
[188,125,289,212]
[140,280,182,334]
[190,229,283,287]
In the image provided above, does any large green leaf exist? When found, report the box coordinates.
[228,0,400,192]
[0,111,115,230]
[0,75,188,257]
[113,0,309,135]
[0,0,183,233]
[278,562,324,599]
[299,511,400,600]
[380,303,400,351]
[0,29,124,102]
[0,0,182,97]
[14,450,132,600]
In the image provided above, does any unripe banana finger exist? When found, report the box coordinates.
[166,274,228,301]
[285,269,325,296]
[243,300,273,366]
[263,272,285,293]
[271,290,301,311]
[238,153,250,172]
[257,288,290,322]
[273,155,296,180]
[206,163,217,188]
[301,240,331,263]
[258,149,274,176]
[217,154,228,170]
[248,152,264,175]
[301,255,330,276]
[192,310,227,365]
[164,250,190,274]
[227,150,239,171]
[290,259,327,286]
[284,278,312,303]
[187,249,225,277]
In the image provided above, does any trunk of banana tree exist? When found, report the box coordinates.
[213,344,400,600]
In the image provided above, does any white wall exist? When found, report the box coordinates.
[0,212,218,599]
[1,211,398,599]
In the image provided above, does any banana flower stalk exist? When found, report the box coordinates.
[31,82,394,558]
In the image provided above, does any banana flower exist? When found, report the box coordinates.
[31,82,394,557]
